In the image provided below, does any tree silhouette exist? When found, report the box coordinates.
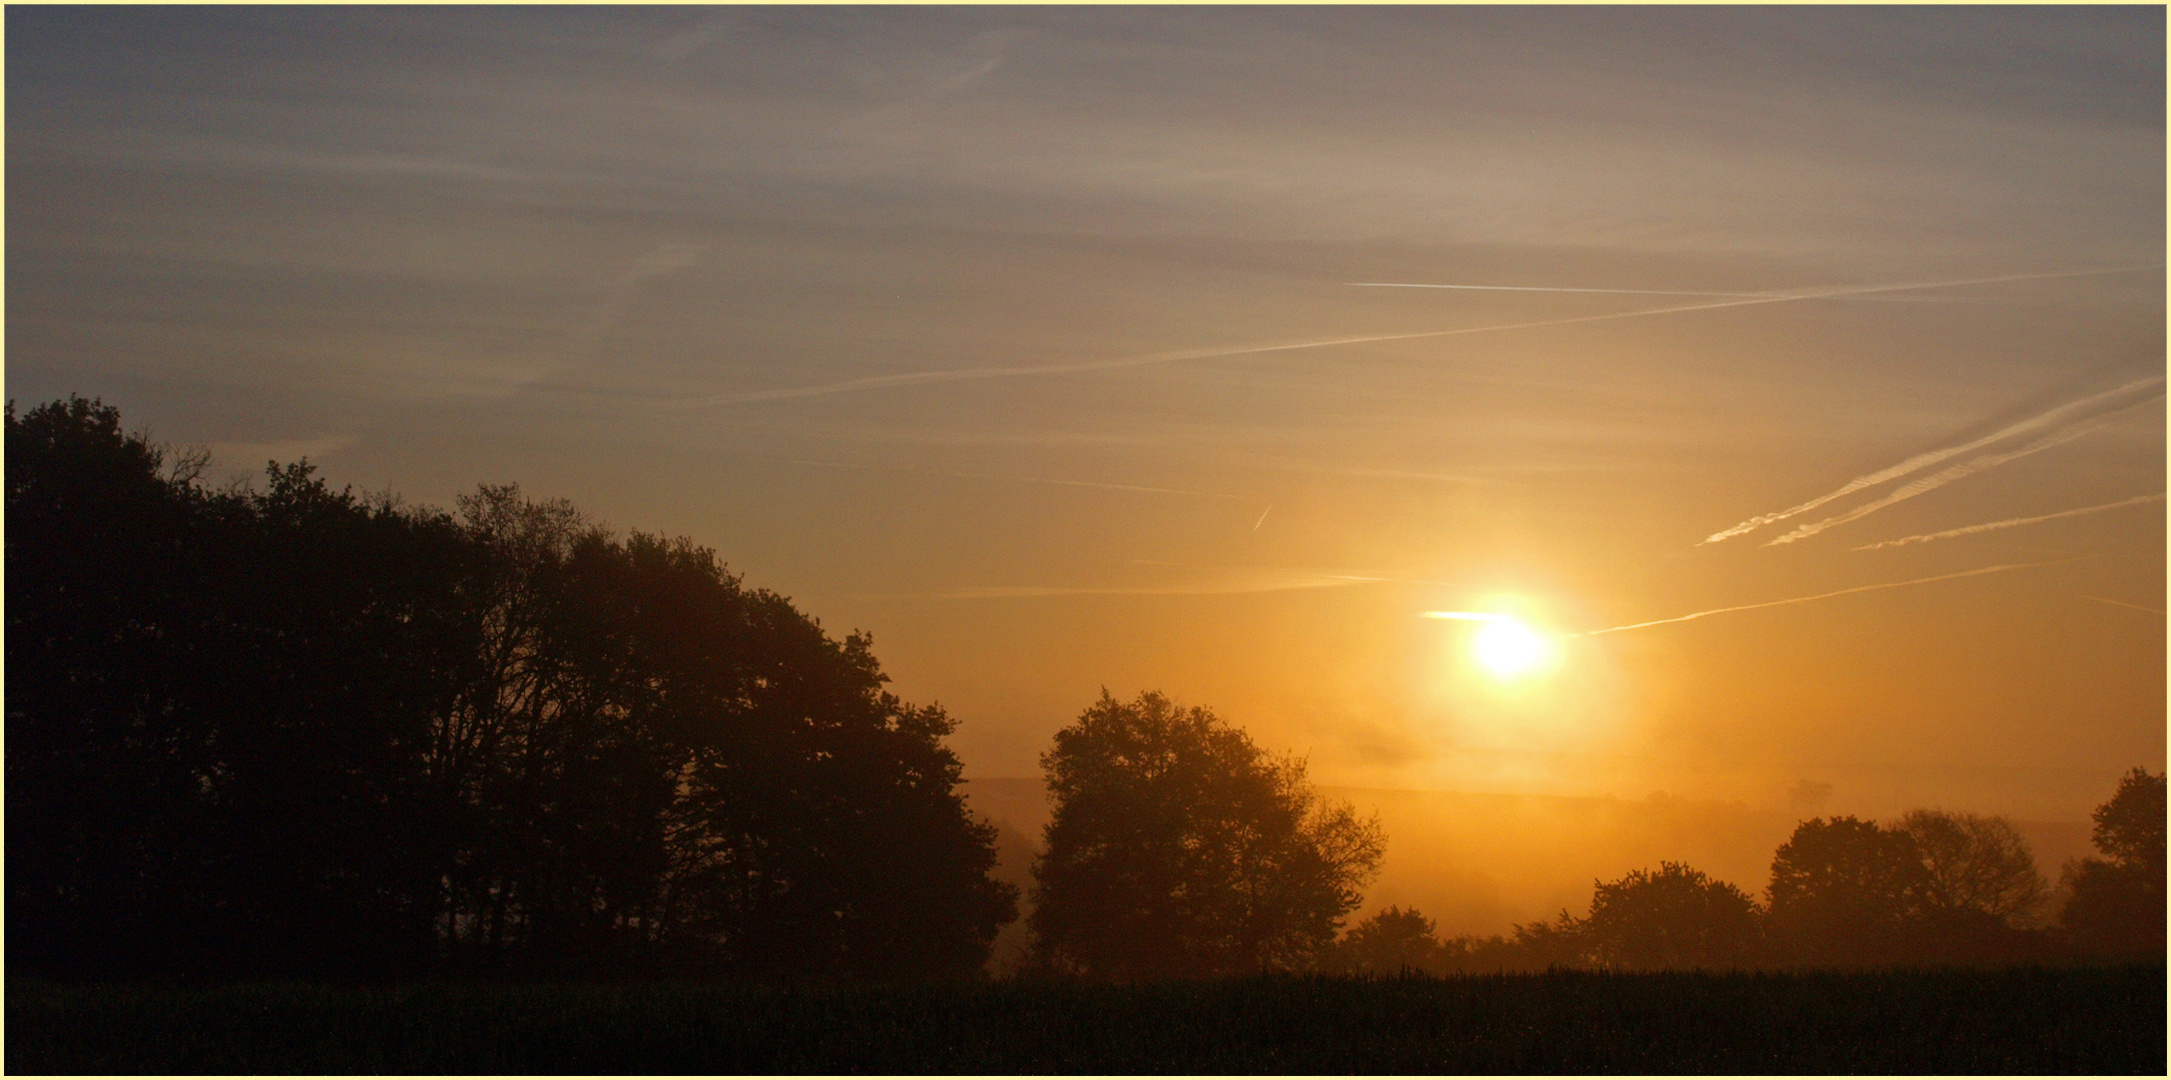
[1029,691,1383,978]
[7,396,1016,980]
[2059,767,2166,958]
[1894,810,2047,924]
[1334,906,1446,974]
[1765,816,1927,966]
[1579,862,1761,971]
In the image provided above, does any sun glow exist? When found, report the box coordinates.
[1420,610,1560,682]
[1474,618,1550,678]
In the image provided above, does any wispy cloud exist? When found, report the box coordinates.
[668,267,2152,409]
[783,458,1263,507]
[857,566,1400,601]
[210,434,357,468]
[2077,594,2165,616]
[1576,558,2082,637]
[1763,419,2116,546]
[1350,282,1965,302]
[1701,372,2165,545]
[1852,493,2164,551]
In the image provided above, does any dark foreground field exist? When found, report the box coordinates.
[9,965,2163,1074]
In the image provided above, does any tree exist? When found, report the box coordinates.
[1335,906,1446,974]
[1580,862,1761,970]
[1029,691,1383,978]
[2059,768,2166,958]
[1765,816,1927,966]
[7,398,1018,980]
[1894,810,2047,925]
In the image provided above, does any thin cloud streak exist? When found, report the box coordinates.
[857,571,1387,601]
[1852,493,2164,550]
[1764,419,2118,545]
[1701,372,2167,545]
[1419,611,1516,622]
[784,458,1260,505]
[1575,558,2083,637]
[1350,282,1963,302]
[2077,594,2166,616]
[669,267,2152,408]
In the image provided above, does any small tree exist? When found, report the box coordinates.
[2059,768,2166,958]
[1336,906,1445,974]
[1581,862,1761,970]
[1029,691,1383,978]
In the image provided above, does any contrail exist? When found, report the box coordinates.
[1350,283,1962,302]
[670,266,2153,408]
[1764,419,2119,546]
[2078,594,2166,616]
[1252,504,1273,531]
[1419,611,1516,622]
[1575,557,2082,637]
[1701,373,2166,545]
[1852,493,2165,550]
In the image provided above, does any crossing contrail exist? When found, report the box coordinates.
[669,266,2152,408]
[1574,558,2081,637]
[1763,420,2114,546]
[1701,372,2166,545]
[1852,493,2165,550]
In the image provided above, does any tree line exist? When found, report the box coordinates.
[1329,768,2164,975]
[1014,688,2161,978]
[10,396,2160,982]
[9,397,1014,979]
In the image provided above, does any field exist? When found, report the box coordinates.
[9,964,2162,1074]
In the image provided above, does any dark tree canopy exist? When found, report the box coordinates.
[1895,809,2047,925]
[6,396,1014,980]
[2059,767,2165,958]
[1029,691,1383,978]
[1765,816,1928,965]
[1333,906,1447,975]
[1579,862,1762,971]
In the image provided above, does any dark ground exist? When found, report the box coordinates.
[9,964,2163,1074]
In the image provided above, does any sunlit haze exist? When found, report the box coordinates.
[9,6,2162,934]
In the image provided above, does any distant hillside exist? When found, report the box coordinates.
[963,778,2093,939]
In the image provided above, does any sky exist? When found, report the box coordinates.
[9,7,2164,836]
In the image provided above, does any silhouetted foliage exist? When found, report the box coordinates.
[1765,816,1928,966]
[1332,906,1447,974]
[1579,862,1762,970]
[1896,810,2049,925]
[7,396,1014,981]
[1029,691,1383,978]
[2059,767,2165,959]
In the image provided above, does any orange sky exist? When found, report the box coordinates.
[9,7,2162,831]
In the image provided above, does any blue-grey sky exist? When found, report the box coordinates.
[9,7,2163,837]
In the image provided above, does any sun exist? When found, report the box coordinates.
[1420,609,1562,682]
[1472,617,1552,679]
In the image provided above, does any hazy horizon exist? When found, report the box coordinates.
[10,6,2162,843]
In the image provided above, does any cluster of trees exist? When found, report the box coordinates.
[1331,769,2165,974]
[12,396,2158,983]
[8,397,1015,979]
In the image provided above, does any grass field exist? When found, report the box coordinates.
[9,964,2162,1073]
